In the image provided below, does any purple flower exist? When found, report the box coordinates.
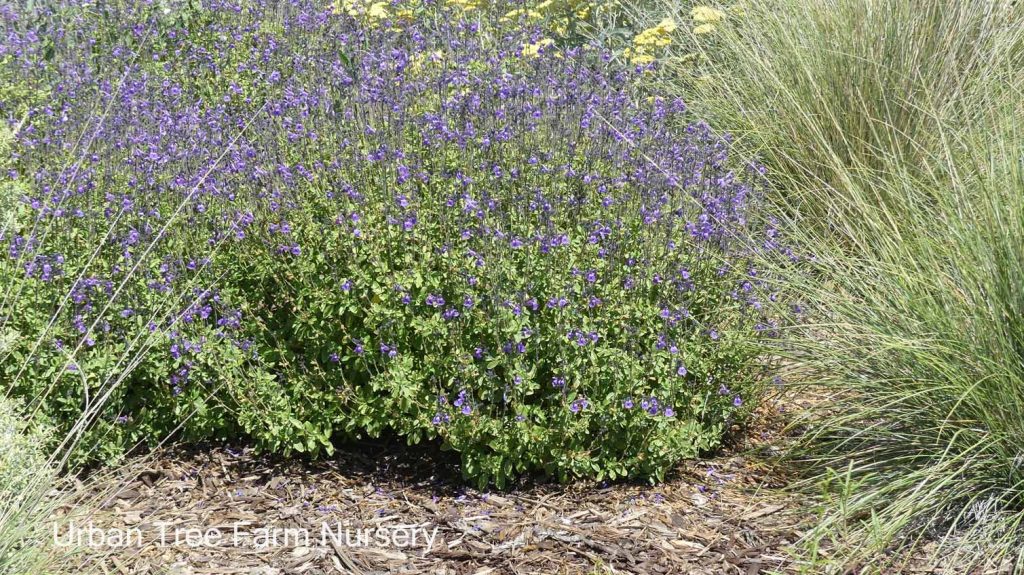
[454,390,472,415]
[569,398,588,413]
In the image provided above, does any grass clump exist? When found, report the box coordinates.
[639,0,1024,569]
[0,396,61,575]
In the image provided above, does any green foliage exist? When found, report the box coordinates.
[218,203,764,487]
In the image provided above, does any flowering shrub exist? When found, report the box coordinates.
[0,0,787,485]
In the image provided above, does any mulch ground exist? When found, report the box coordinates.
[61,404,815,575]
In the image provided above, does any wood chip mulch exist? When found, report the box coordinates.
[60,431,810,575]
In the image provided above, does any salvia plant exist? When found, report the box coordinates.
[0,0,791,487]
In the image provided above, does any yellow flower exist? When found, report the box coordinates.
[501,8,542,22]
[332,0,362,16]
[624,47,655,65]
[332,0,398,22]
[633,17,677,47]
[691,6,726,23]
[409,49,444,72]
[447,0,483,11]
[551,17,569,37]
[522,38,555,58]
[366,2,390,20]
[628,15,677,63]
[654,16,677,33]
[693,23,716,34]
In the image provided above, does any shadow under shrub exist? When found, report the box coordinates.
[0,0,788,487]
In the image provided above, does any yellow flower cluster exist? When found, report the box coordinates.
[332,0,391,22]
[691,5,726,35]
[332,0,423,28]
[510,0,598,36]
[330,0,608,38]
[626,17,676,65]
[634,17,677,47]
[533,0,587,15]
[447,0,486,12]
[500,8,543,22]
[408,49,446,74]
[691,6,725,23]
[521,38,555,58]
[623,49,653,65]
